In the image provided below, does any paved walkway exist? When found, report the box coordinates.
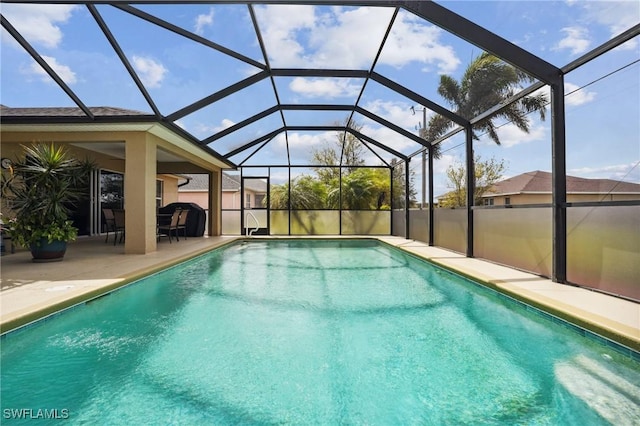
[1,235,638,353]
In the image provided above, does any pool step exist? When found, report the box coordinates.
[555,354,640,425]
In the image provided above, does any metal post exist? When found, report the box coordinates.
[465,124,474,257]
[428,145,434,246]
[287,166,291,236]
[551,76,567,283]
[421,107,427,210]
[390,167,394,235]
[421,151,426,209]
[339,165,343,235]
[405,158,411,239]
[240,169,245,235]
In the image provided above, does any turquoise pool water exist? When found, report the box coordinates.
[1,240,639,424]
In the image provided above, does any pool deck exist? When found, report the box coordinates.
[1,235,638,353]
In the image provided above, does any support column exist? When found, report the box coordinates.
[428,146,434,246]
[405,158,410,239]
[124,133,156,254]
[465,125,474,258]
[551,76,567,283]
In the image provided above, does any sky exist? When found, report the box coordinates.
[1,0,639,195]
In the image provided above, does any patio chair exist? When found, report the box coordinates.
[176,209,190,241]
[102,208,116,244]
[112,209,126,245]
[157,209,181,243]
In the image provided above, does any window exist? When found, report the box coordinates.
[505,197,511,206]
[156,180,164,209]
[245,193,251,209]
[254,194,266,207]
[100,170,124,210]
[483,198,494,206]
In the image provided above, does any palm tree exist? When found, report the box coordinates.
[424,52,548,156]
[270,176,328,210]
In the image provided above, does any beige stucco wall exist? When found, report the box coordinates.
[159,175,180,206]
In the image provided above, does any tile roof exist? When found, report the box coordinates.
[180,173,266,192]
[0,105,150,117]
[487,170,640,196]
[222,173,240,191]
[179,174,210,191]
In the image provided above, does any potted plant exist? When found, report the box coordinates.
[2,143,92,262]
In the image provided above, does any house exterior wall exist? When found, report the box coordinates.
[219,190,260,209]
[485,192,640,205]
[159,175,180,206]
[178,191,209,209]
[222,191,240,209]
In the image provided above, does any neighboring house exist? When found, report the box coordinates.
[176,174,211,210]
[480,170,640,206]
[178,173,267,210]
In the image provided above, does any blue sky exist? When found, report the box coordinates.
[1,1,638,194]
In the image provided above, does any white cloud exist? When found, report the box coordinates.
[564,82,596,106]
[254,5,317,67]
[276,130,332,162]
[477,122,547,148]
[278,130,329,150]
[580,1,639,42]
[195,118,235,136]
[195,8,215,36]
[306,6,395,68]
[1,4,77,49]
[25,55,77,85]
[289,77,361,98]
[255,5,458,73]
[380,12,460,74]
[553,26,591,55]
[361,124,418,156]
[363,99,433,130]
[435,154,456,175]
[569,162,640,183]
[132,56,167,88]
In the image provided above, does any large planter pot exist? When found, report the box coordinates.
[30,239,67,262]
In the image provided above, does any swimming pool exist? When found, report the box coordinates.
[1,239,639,424]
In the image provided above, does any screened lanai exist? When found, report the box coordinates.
[1,1,639,301]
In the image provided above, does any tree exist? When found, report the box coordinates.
[312,119,366,184]
[327,168,391,210]
[439,156,506,208]
[292,120,420,211]
[424,52,547,155]
[390,158,418,209]
[270,175,328,210]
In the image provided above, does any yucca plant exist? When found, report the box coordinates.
[3,143,92,259]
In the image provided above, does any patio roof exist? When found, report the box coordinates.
[3,1,636,170]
